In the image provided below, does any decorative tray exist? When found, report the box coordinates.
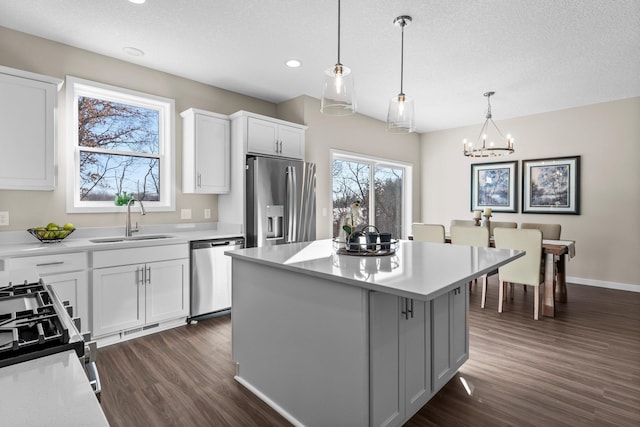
[332,238,398,257]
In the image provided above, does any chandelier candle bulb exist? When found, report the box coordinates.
[474,210,482,219]
[484,207,492,216]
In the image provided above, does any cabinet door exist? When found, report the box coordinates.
[146,259,189,323]
[193,113,230,193]
[278,125,305,159]
[247,117,278,155]
[370,292,403,427]
[431,291,452,392]
[92,264,145,337]
[45,271,89,334]
[404,299,431,418]
[451,286,469,368]
[0,72,57,190]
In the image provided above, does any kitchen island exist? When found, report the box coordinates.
[226,239,523,427]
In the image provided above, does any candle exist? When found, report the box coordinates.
[473,210,481,219]
[484,207,492,216]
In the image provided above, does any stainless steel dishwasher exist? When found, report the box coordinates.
[190,237,244,321]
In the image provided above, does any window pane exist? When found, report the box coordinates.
[332,159,370,237]
[374,166,404,239]
[79,151,160,201]
[78,96,159,154]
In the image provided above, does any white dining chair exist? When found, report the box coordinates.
[521,223,561,240]
[450,219,476,228]
[489,221,517,237]
[494,228,544,320]
[450,226,490,303]
[411,223,445,243]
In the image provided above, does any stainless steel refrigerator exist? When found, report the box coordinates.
[246,155,316,248]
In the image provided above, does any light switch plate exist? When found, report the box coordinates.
[204,208,211,219]
[0,211,8,226]
[181,209,192,220]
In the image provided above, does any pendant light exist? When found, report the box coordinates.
[463,91,515,157]
[387,15,415,133]
[321,0,356,116]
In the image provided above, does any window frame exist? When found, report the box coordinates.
[65,76,175,213]
[330,149,413,239]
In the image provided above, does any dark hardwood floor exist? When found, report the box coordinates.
[97,280,640,426]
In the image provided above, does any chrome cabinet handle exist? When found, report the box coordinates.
[137,267,143,285]
[197,172,202,187]
[36,261,64,267]
[408,298,414,318]
[147,266,151,284]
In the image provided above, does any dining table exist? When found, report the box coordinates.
[439,236,576,318]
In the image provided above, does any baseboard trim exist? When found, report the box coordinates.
[566,276,639,293]
[234,375,304,427]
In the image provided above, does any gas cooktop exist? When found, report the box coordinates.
[0,280,84,368]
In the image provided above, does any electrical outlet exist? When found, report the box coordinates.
[181,209,192,220]
[0,211,8,226]
[204,208,211,219]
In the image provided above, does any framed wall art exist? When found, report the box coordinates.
[470,161,518,213]
[522,156,580,214]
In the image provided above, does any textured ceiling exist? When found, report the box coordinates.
[1,0,639,133]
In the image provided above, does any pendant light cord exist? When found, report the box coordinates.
[400,20,405,95]
[337,0,342,65]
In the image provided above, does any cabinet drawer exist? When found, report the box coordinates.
[93,244,189,268]
[4,252,88,275]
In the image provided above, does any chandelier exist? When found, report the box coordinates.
[387,15,415,133]
[463,91,514,157]
[321,0,356,116]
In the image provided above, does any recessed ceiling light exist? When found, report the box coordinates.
[128,0,146,4]
[123,46,145,57]
[286,59,302,68]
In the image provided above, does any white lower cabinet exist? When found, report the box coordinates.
[432,285,469,392]
[370,292,431,427]
[91,245,189,338]
[3,252,89,333]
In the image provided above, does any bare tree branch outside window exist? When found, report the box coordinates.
[332,157,405,239]
[77,96,160,201]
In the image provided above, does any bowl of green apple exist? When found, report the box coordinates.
[28,222,76,243]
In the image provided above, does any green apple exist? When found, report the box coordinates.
[63,223,75,230]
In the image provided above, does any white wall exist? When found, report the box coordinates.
[420,97,640,288]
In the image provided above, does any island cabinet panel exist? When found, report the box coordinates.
[432,285,469,392]
[370,293,431,427]
[232,259,369,427]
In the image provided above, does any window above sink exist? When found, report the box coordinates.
[65,76,176,213]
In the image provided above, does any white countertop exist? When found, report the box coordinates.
[0,223,243,258]
[226,239,524,301]
[0,350,109,427]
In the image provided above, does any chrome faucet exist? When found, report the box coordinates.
[125,198,146,237]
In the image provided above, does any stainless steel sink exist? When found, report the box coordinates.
[89,234,173,243]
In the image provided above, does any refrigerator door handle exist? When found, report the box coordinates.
[286,165,298,243]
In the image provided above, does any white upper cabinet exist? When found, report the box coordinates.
[246,115,305,159]
[181,108,230,194]
[0,66,62,190]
